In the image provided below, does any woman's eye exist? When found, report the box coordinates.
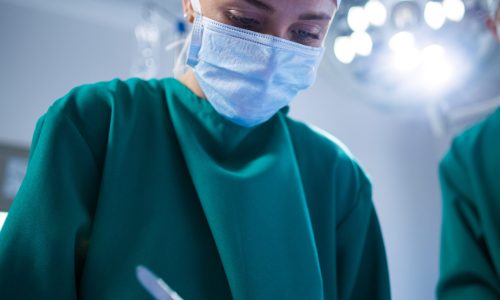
[292,29,320,44]
[227,14,260,29]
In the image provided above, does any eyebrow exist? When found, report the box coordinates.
[242,0,275,12]
[240,0,333,21]
[244,0,336,21]
[299,12,333,21]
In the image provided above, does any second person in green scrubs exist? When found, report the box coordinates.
[437,1,500,297]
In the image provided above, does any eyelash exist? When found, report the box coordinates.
[227,14,260,29]
[291,29,320,42]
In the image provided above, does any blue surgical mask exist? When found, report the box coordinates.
[186,0,325,127]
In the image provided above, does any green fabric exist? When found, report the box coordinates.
[0,78,390,300]
[437,108,500,299]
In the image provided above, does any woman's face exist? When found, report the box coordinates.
[183,0,337,47]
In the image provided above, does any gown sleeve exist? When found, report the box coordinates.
[0,108,101,299]
[437,150,500,300]
[336,180,391,300]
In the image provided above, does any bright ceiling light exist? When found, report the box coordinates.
[389,31,416,52]
[365,0,387,26]
[135,22,160,44]
[443,0,466,22]
[350,32,374,56]
[393,48,421,71]
[424,1,447,30]
[348,6,370,32]
[420,44,454,88]
[334,36,356,64]
[422,44,446,61]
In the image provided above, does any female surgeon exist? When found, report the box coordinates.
[0,0,390,299]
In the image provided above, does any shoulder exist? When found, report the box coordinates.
[283,116,372,220]
[47,78,166,120]
[38,78,168,164]
[284,116,369,184]
[283,116,373,224]
[442,108,500,170]
[440,108,500,199]
[44,77,173,130]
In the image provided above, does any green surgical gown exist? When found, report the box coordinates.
[0,78,390,299]
[437,108,500,299]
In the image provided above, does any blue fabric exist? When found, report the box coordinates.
[186,14,324,127]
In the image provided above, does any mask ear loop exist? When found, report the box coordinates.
[171,30,193,78]
[168,0,202,77]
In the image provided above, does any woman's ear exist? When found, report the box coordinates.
[182,0,196,24]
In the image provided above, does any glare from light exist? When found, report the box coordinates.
[393,48,421,71]
[365,0,388,26]
[422,44,446,61]
[350,32,373,56]
[334,36,356,64]
[0,212,7,232]
[420,44,454,88]
[135,22,160,44]
[348,6,370,32]
[424,1,447,30]
[389,31,416,52]
[443,0,466,22]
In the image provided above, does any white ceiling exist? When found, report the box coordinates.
[0,0,183,29]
